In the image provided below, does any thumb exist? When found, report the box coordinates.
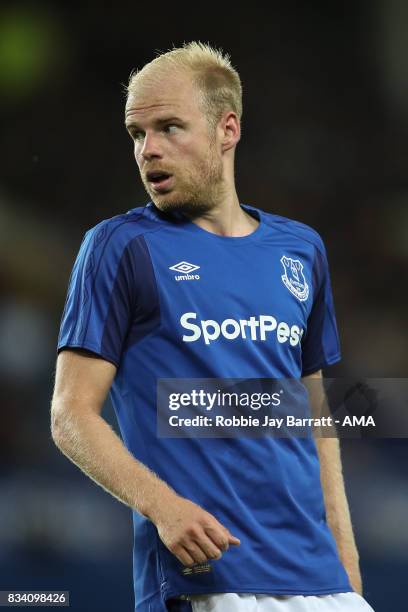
[227,532,241,545]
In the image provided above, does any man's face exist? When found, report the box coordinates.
[125,72,224,215]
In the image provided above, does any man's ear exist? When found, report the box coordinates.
[219,112,241,152]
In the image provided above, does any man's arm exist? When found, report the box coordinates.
[51,349,240,566]
[302,369,362,595]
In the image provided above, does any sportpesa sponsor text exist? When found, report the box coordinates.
[180,312,304,346]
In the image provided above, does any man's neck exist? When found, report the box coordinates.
[187,192,259,238]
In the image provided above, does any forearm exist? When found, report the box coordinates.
[51,408,177,521]
[316,437,362,594]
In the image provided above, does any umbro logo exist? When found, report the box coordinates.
[169,261,200,281]
[169,261,200,274]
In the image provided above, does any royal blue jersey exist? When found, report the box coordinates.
[57,203,351,611]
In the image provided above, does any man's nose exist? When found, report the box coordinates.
[139,132,162,161]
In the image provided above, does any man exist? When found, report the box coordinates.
[51,42,374,612]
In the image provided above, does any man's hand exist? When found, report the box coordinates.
[52,350,241,569]
[148,491,241,567]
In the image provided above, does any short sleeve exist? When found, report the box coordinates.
[301,242,341,376]
[57,221,136,368]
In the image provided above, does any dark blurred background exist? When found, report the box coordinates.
[1,1,407,610]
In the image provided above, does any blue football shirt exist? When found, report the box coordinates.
[57,203,352,611]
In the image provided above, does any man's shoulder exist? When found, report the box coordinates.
[83,203,166,250]
[258,207,326,255]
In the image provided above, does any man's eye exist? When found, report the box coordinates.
[164,124,179,134]
[132,131,145,141]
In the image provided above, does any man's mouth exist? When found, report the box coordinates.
[146,171,173,190]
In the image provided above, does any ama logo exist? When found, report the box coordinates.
[280,256,309,302]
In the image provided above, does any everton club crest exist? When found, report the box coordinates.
[280,256,309,301]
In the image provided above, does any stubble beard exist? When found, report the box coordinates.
[146,145,225,219]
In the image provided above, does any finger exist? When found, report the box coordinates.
[209,525,241,548]
[203,525,230,551]
[174,546,195,567]
[183,541,209,565]
[227,532,241,546]
[219,523,241,546]
[193,532,223,560]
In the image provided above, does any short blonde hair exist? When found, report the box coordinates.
[126,41,243,128]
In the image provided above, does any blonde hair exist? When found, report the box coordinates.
[126,42,242,128]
